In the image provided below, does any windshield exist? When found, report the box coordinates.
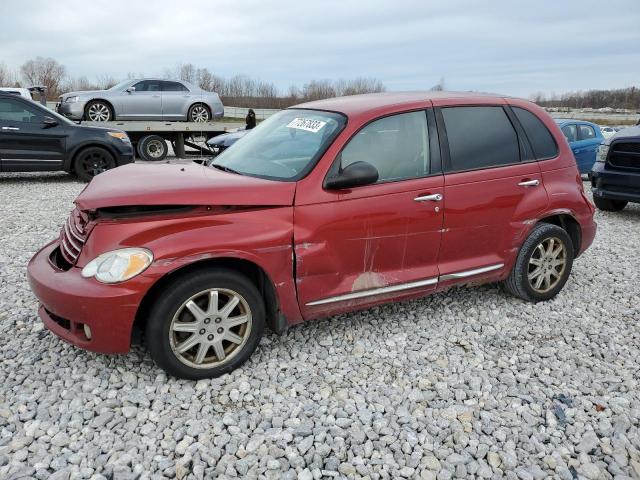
[212,109,346,180]
[108,80,133,91]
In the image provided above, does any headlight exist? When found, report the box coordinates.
[81,248,153,283]
[65,96,79,103]
[107,131,131,143]
[596,144,609,163]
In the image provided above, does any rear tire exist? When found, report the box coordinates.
[188,103,211,123]
[145,269,265,380]
[73,147,116,182]
[503,223,574,302]
[84,100,113,122]
[593,196,627,211]
[137,135,168,161]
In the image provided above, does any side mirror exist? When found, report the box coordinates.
[42,116,59,128]
[324,161,379,190]
[126,86,136,93]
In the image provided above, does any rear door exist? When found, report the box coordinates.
[119,80,163,120]
[161,81,191,120]
[573,123,601,173]
[295,109,445,317]
[434,104,549,285]
[0,97,66,172]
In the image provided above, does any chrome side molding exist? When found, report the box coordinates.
[306,277,438,306]
[306,263,504,306]
[439,263,504,281]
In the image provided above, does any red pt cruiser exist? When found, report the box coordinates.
[28,92,596,379]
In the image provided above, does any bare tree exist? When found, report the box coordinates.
[179,63,197,83]
[96,74,117,89]
[20,57,67,98]
[429,78,445,91]
[0,63,18,86]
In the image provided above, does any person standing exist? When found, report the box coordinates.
[246,109,257,129]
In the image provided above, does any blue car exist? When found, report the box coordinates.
[555,119,604,173]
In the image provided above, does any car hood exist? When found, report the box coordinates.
[75,162,296,211]
[604,125,640,145]
[207,129,249,147]
[61,90,107,99]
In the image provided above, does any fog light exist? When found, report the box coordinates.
[83,324,92,340]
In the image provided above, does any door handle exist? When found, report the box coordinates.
[1,126,19,131]
[152,95,160,98]
[518,179,539,187]
[414,193,443,202]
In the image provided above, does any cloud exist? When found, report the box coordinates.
[1,0,639,96]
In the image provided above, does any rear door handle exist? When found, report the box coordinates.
[518,179,539,187]
[414,193,443,202]
[1,126,19,131]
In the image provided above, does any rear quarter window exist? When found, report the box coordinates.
[512,107,558,159]
[441,106,520,172]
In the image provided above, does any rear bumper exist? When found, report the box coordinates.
[27,241,144,353]
[590,163,640,203]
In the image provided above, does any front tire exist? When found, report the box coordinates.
[73,147,116,182]
[593,196,627,212]
[145,269,265,380]
[504,223,574,302]
[188,103,211,123]
[84,100,113,122]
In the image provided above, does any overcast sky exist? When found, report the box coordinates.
[1,0,639,97]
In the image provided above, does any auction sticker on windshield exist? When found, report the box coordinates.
[286,118,327,133]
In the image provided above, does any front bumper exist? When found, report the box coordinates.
[27,241,145,353]
[590,162,640,204]
[56,101,86,120]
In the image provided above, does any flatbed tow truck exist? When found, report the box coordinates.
[78,120,243,161]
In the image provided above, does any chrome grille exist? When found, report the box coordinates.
[59,209,88,265]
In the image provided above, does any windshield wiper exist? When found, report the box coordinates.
[210,163,242,175]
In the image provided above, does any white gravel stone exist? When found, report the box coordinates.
[0,172,639,479]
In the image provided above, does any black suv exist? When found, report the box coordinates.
[0,92,133,181]
[590,125,640,211]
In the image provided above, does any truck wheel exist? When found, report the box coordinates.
[74,147,116,182]
[145,269,265,380]
[137,135,168,161]
[593,196,627,212]
[188,103,211,123]
[84,101,113,122]
[503,223,574,302]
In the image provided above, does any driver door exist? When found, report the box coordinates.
[295,109,444,318]
[119,80,163,120]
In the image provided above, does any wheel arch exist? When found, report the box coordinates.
[537,212,581,258]
[66,142,119,172]
[85,98,116,120]
[133,256,286,345]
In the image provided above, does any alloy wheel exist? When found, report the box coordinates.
[527,236,567,293]
[190,105,210,122]
[87,103,111,122]
[78,150,111,178]
[169,288,252,369]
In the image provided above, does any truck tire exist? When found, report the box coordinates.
[137,135,168,161]
[593,196,627,212]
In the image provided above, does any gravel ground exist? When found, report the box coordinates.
[1,171,639,480]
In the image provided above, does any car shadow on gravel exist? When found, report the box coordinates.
[0,172,82,184]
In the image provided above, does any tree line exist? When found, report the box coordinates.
[532,87,640,111]
[0,57,390,108]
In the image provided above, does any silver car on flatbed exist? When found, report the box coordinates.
[57,78,224,123]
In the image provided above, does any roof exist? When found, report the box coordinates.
[293,91,513,116]
[554,118,599,126]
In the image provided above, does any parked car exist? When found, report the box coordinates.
[56,79,224,123]
[206,128,249,156]
[28,92,596,379]
[555,119,604,173]
[600,126,617,139]
[0,87,33,100]
[0,92,133,181]
[589,125,640,211]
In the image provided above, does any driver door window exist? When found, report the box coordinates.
[0,98,43,123]
[340,111,430,183]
